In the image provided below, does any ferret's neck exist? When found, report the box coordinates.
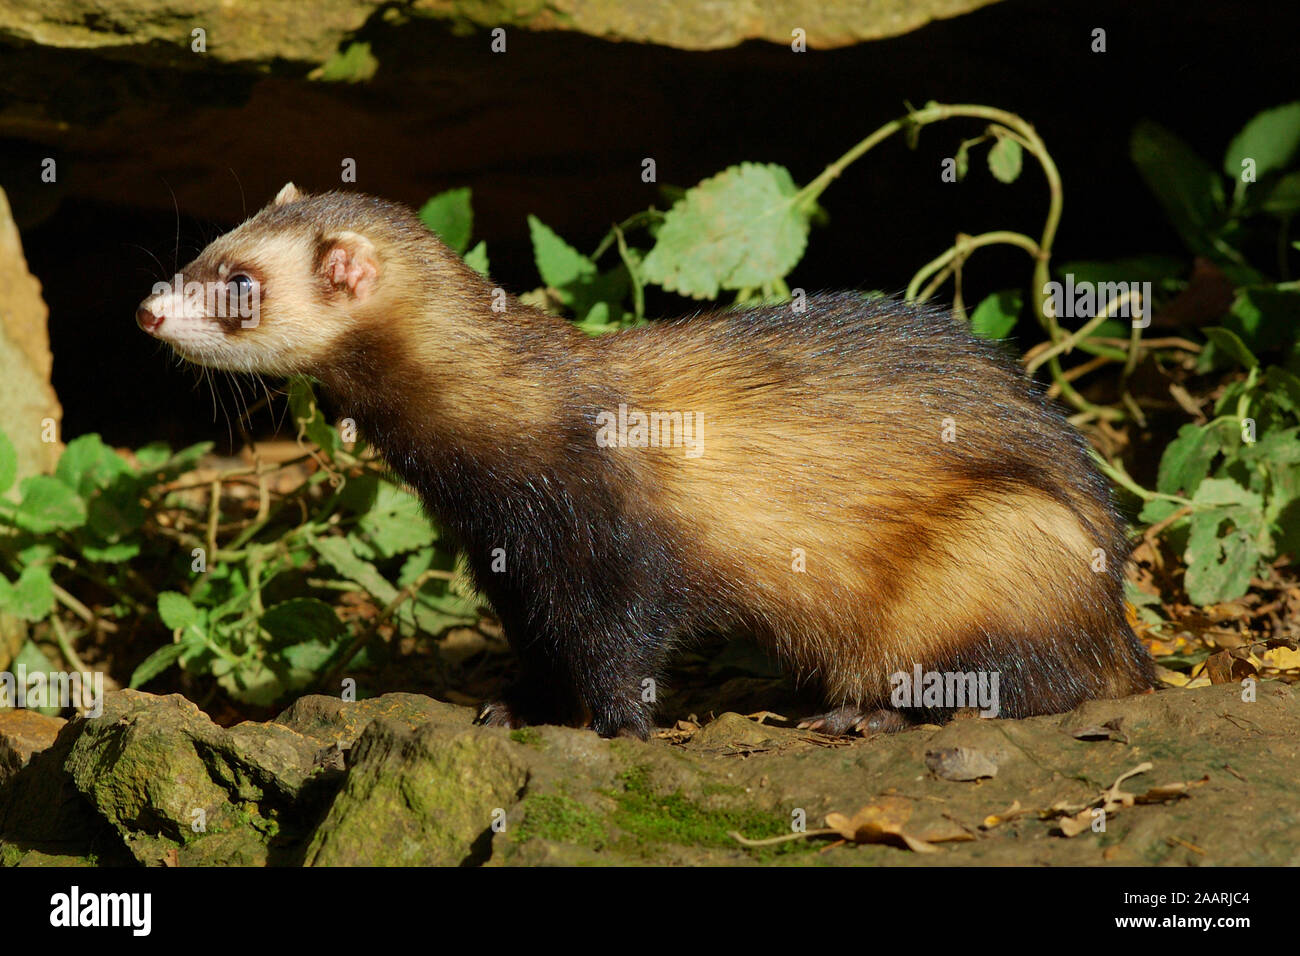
[313,294,599,526]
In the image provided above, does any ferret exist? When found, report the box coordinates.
[136,183,1155,739]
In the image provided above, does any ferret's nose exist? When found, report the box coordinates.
[136,301,164,333]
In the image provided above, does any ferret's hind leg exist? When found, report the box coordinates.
[797,705,910,736]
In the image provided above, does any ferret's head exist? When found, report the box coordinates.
[136,183,464,376]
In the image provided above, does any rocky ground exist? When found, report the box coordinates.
[0,681,1295,866]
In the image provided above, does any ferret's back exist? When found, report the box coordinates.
[596,293,1137,712]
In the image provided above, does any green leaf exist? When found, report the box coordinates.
[969,290,1021,339]
[87,482,147,541]
[1239,427,1300,465]
[354,483,436,558]
[309,535,398,604]
[0,565,55,621]
[1275,472,1300,559]
[157,442,212,479]
[15,476,87,533]
[1225,288,1300,355]
[216,657,288,707]
[157,591,201,630]
[987,136,1023,183]
[1266,366,1300,414]
[1261,170,1300,216]
[260,598,344,645]
[1185,521,1260,605]
[336,471,380,515]
[1156,423,1224,497]
[133,442,172,470]
[1222,101,1300,180]
[1202,327,1259,370]
[1183,478,1265,605]
[1192,477,1262,510]
[55,434,130,496]
[312,41,378,84]
[13,641,61,716]
[1130,120,1225,258]
[280,639,339,676]
[81,540,141,563]
[129,642,188,689]
[1138,497,1181,525]
[953,142,970,180]
[641,162,810,300]
[418,187,474,255]
[464,240,490,277]
[528,215,596,293]
[0,430,17,496]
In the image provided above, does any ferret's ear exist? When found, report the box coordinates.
[274,182,302,206]
[320,231,379,300]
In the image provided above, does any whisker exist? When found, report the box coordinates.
[161,178,180,273]
[228,167,247,221]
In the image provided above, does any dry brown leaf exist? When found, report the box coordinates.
[925,746,999,780]
[825,797,939,854]
[1262,646,1300,670]
[981,799,1025,829]
[1050,763,1209,838]
[1135,776,1209,804]
[1058,808,1095,837]
[1205,650,1258,684]
[1070,718,1129,744]
[917,818,977,844]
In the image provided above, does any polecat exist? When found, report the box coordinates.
[136,183,1155,738]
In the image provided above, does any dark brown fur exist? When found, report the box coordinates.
[138,186,1156,738]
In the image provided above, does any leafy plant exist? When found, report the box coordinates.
[1093,104,1300,605]
[0,386,482,708]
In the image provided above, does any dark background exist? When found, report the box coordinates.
[2,0,1295,450]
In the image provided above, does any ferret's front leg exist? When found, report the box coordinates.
[478,620,662,739]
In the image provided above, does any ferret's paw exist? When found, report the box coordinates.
[591,703,651,740]
[476,699,525,729]
[798,706,908,736]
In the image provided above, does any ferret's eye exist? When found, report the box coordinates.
[229,273,256,298]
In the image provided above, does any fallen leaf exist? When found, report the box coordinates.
[981,800,1025,829]
[925,746,999,781]
[1135,776,1209,803]
[1262,646,1300,669]
[1205,650,1257,684]
[825,797,940,853]
[1070,718,1129,744]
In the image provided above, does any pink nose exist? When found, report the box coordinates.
[137,303,164,333]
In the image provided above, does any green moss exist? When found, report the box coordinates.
[607,765,810,859]
[0,844,23,867]
[509,728,543,748]
[515,793,606,846]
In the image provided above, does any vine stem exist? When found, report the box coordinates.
[50,613,89,674]
[793,102,1144,425]
[907,231,1041,301]
[1090,450,1191,506]
[797,102,1063,328]
[1024,289,1144,375]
